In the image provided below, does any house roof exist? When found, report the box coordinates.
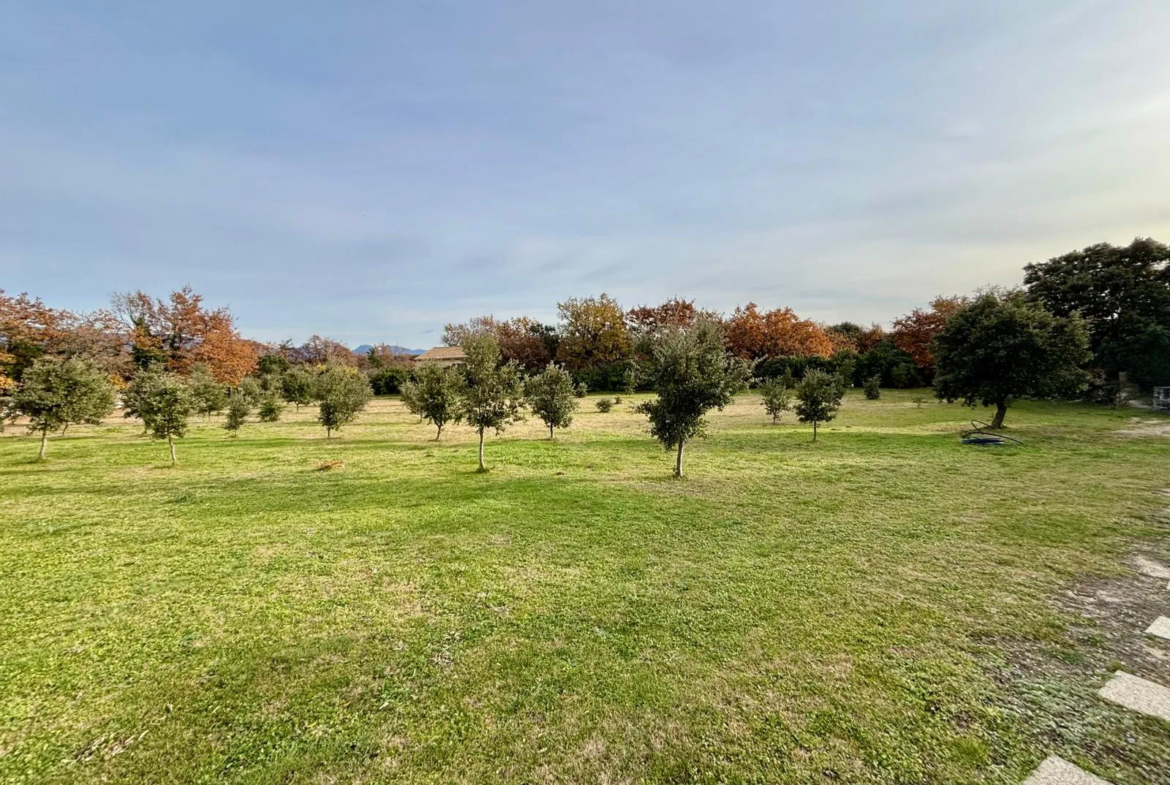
[414,346,466,361]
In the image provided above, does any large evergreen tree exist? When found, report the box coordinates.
[933,290,1091,428]
[1024,238,1170,390]
[636,320,750,477]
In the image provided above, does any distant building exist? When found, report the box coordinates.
[413,346,466,367]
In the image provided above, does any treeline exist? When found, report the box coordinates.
[440,237,1169,397]
[1,237,1167,467]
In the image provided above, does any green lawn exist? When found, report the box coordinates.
[2,391,1168,784]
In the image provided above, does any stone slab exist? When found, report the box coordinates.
[1132,556,1170,579]
[1098,670,1170,723]
[1022,756,1112,785]
[1145,616,1170,641]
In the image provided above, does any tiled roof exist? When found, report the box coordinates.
[414,346,466,361]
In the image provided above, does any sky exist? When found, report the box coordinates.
[3,1,1169,349]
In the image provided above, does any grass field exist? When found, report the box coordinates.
[2,390,1169,784]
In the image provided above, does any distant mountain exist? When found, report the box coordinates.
[352,344,424,356]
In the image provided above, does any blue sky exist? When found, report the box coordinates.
[3,1,1169,348]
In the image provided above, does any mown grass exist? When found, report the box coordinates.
[1,390,1168,784]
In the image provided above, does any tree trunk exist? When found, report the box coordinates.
[168,434,177,465]
[674,440,685,477]
[549,424,555,439]
[772,413,777,425]
[991,401,1008,429]
[812,420,818,442]
[38,429,48,460]
[435,423,443,441]
[477,427,486,471]
[326,426,332,439]
[61,422,69,436]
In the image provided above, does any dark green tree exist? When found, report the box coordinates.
[933,290,1091,428]
[313,364,372,437]
[405,363,462,439]
[9,357,115,459]
[257,353,290,376]
[455,336,525,471]
[1024,238,1170,389]
[863,375,881,400]
[636,320,750,477]
[524,364,578,438]
[795,369,844,442]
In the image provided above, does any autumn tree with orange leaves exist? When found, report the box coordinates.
[112,286,257,384]
[891,296,967,378]
[1,290,130,383]
[442,316,556,370]
[724,303,833,360]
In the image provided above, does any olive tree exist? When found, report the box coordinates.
[933,290,1091,428]
[188,363,227,419]
[636,320,750,477]
[224,389,251,435]
[313,364,372,437]
[129,369,194,464]
[258,392,285,422]
[280,367,315,411]
[795,368,844,442]
[525,365,578,438]
[456,336,525,471]
[758,377,792,424]
[404,364,462,439]
[9,357,115,459]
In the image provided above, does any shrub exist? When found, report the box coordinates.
[574,382,588,398]
[595,397,614,413]
[863,375,881,400]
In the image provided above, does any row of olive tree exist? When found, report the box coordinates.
[398,337,577,471]
[4,359,373,463]
[3,291,1092,473]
